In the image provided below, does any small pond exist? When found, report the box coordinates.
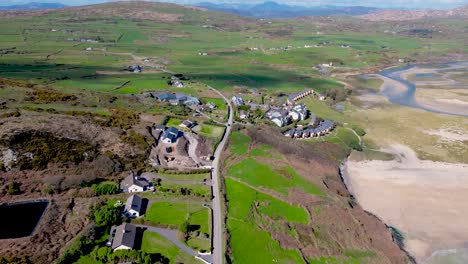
[0,200,48,239]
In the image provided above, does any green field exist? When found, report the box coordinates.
[226,178,306,263]
[228,158,323,196]
[229,131,251,155]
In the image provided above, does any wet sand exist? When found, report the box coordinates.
[376,63,468,117]
[343,145,468,262]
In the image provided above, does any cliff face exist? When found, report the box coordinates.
[358,5,468,21]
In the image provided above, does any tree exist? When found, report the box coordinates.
[96,246,112,262]
[92,204,120,227]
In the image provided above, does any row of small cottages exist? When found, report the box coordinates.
[285,120,336,138]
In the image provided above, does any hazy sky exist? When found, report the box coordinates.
[2,0,468,9]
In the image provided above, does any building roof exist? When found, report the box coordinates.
[181,120,195,128]
[162,127,180,142]
[154,92,176,101]
[111,223,137,250]
[123,173,150,191]
[124,194,142,215]
[154,125,166,131]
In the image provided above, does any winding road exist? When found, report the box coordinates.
[209,86,233,264]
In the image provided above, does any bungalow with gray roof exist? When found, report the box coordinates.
[111,223,137,251]
[121,172,152,193]
[124,194,143,218]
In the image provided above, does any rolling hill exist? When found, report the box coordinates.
[196,1,381,18]
[0,2,67,10]
[358,5,468,21]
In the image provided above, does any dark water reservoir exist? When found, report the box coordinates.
[0,200,48,239]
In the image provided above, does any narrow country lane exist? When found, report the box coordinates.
[209,86,234,264]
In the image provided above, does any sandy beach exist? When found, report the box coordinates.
[343,144,468,262]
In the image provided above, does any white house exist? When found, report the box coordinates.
[288,104,308,121]
[231,95,244,106]
[121,173,152,193]
[111,223,137,252]
[124,194,143,218]
[239,110,249,119]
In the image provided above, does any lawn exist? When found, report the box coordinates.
[159,172,210,182]
[229,131,251,155]
[228,158,323,196]
[141,231,200,264]
[198,123,225,139]
[144,201,210,234]
[202,97,227,111]
[165,117,182,127]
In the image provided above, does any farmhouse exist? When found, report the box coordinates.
[152,92,200,106]
[179,120,196,129]
[128,65,142,73]
[110,223,137,251]
[162,127,181,144]
[121,172,152,193]
[206,102,217,110]
[239,110,249,120]
[231,95,245,106]
[123,194,144,218]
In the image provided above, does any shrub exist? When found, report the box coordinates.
[7,181,21,195]
[27,88,77,103]
[179,220,190,239]
[121,130,148,150]
[349,141,363,151]
[92,183,118,196]
[3,131,97,171]
[0,110,21,118]
[352,126,366,137]
[0,256,31,264]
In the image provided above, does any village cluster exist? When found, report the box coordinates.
[232,89,336,139]
[105,74,337,260]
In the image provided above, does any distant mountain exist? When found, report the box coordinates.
[0,2,67,10]
[195,1,381,18]
[358,5,468,21]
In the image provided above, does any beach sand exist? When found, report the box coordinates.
[343,144,468,262]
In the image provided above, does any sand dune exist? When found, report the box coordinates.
[342,144,468,262]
